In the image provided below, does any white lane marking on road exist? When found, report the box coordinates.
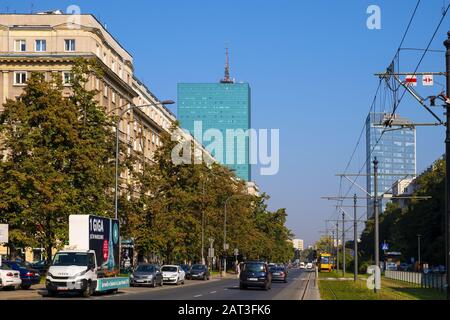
[209,291,217,294]
[233,285,238,288]
[194,294,202,298]
[224,288,228,290]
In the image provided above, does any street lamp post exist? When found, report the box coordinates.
[417,234,422,271]
[223,193,252,277]
[114,100,174,220]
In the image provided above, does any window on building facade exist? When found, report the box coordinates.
[96,43,101,57]
[64,39,76,51]
[35,39,46,52]
[62,72,73,85]
[14,71,27,85]
[112,91,116,104]
[14,40,26,52]
[111,59,116,73]
[104,85,108,98]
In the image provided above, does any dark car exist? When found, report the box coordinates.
[239,261,272,290]
[269,266,287,283]
[31,260,50,276]
[2,261,41,289]
[179,264,191,279]
[130,264,163,287]
[189,264,210,280]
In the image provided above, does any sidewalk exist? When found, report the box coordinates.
[0,284,45,300]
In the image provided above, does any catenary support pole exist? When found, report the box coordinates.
[354,194,358,282]
[445,29,450,300]
[373,157,380,293]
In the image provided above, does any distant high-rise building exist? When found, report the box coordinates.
[177,49,251,181]
[366,113,416,218]
[291,239,304,251]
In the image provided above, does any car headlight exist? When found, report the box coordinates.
[130,274,134,278]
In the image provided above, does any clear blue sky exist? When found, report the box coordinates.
[1,0,449,246]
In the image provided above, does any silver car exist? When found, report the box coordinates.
[130,264,163,287]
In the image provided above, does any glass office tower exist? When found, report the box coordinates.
[177,82,251,181]
[366,113,416,218]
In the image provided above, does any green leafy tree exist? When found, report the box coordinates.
[0,58,129,262]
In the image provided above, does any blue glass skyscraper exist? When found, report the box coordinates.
[177,50,251,181]
[366,113,416,218]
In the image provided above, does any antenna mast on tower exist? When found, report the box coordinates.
[220,46,234,84]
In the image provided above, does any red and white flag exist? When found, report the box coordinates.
[405,75,417,87]
[422,74,433,86]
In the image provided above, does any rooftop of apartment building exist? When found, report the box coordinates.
[0,10,132,62]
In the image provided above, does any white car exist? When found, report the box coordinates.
[306,263,313,269]
[299,262,305,269]
[161,265,185,285]
[0,264,22,290]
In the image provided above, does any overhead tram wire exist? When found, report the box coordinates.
[328,0,423,225]
[339,1,450,202]
[388,2,450,121]
[334,79,383,209]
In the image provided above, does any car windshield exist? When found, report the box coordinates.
[191,265,205,270]
[270,266,284,271]
[52,253,89,267]
[243,263,265,272]
[162,266,177,272]
[0,264,12,270]
[136,265,155,273]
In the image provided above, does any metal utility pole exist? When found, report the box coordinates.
[444,30,450,300]
[417,234,422,271]
[336,221,339,273]
[342,212,346,276]
[201,181,205,265]
[373,157,380,292]
[353,194,358,282]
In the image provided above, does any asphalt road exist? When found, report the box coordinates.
[96,268,316,300]
[3,268,317,300]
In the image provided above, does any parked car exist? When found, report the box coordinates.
[239,261,272,290]
[189,264,210,280]
[130,264,163,287]
[269,265,287,283]
[399,263,412,271]
[0,264,22,290]
[306,262,313,270]
[161,265,185,285]
[31,260,50,276]
[2,261,41,289]
[299,262,305,269]
[386,262,398,271]
[179,264,190,280]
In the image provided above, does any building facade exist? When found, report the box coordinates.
[365,113,416,218]
[177,51,251,181]
[291,239,304,251]
[0,12,210,261]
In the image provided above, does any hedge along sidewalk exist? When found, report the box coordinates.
[318,273,446,300]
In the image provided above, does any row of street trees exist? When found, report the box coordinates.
[0,59,294,264]
[358,157,446,267]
